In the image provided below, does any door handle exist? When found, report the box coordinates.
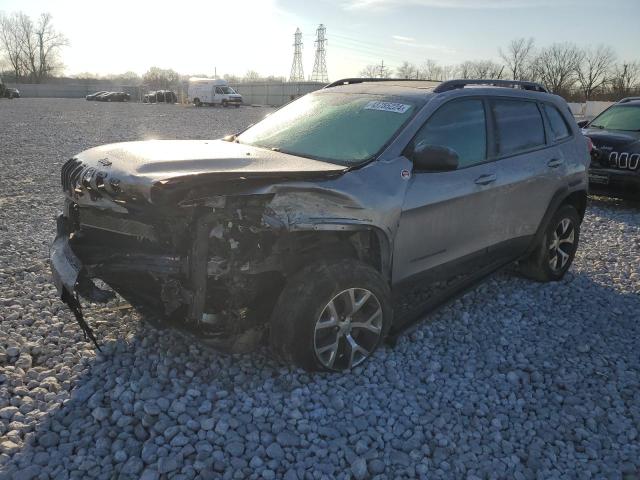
[547,158,564,168]
[474,173,497,185]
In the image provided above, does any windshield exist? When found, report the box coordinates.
[590,105,640,131]
[237,92,417,165]
[221,86,236,94]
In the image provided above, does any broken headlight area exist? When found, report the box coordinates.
[52,195,289,352]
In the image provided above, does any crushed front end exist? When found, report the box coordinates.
[52,193,291,351]
[48,141,363,352]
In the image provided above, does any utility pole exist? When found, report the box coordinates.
[289,28,304,82]
[311,24,328,82]
[378,60,385,78]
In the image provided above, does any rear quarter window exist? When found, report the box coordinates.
[543,104,571,141]
[491,99,546,156]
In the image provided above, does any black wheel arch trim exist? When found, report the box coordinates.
[525,187,586,257]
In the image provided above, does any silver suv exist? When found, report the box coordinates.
[50,78,590,371]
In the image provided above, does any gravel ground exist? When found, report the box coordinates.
[1,98,640,480]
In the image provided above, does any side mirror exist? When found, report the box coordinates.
[410,143,459,172]
[577,119,589,128]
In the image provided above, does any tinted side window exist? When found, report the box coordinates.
[492,100,545,156]
[215,87,224,94]
[543,104,571,141]
[413,99,487,168]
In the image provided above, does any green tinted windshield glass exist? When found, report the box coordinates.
[590,105,640,131]
[237,93,416,165]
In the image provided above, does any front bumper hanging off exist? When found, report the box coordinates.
[50,212,215,349]
[50,214,116,349]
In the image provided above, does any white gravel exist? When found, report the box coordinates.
[1,98,640,480]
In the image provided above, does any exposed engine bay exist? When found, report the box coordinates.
[54,190,383,353]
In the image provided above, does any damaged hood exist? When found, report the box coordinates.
[64,140,348,206]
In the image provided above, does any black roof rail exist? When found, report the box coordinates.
[433,79,547,93]
[323,77,440,89]
[617,96,640,104]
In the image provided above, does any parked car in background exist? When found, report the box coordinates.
[101,92,131,102]
[143,90,177,104]
[579,97,640,200]
[0,77,19,99]
[86,91,108,101]
[50,78,589,371]
[4,87,20,99]
[188,78,242,107]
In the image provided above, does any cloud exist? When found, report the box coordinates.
[391,35,415,42]
[390,35,456,54]
[345,0,564,10]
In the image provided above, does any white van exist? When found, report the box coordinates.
[188,78,243,108]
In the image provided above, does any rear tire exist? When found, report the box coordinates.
[270,259,392,372]
[194,98,201,107]
[520,204,581,282]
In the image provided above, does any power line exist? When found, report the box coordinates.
[289,28,304,82]
[311,24,328,82]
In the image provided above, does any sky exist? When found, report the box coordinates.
[1,0,639,80]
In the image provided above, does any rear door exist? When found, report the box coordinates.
[485,98,567,255]
[393,97,502,285]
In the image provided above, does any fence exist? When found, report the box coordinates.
[8,81,326,107]
[568,101,615,119]
[227,82,325,106]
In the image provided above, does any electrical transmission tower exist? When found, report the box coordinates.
[289,28,304,82]
[311,24,328,82]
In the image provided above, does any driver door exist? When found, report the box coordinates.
[393,97,502,286]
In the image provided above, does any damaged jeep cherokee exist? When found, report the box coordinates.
[51,78,590,371]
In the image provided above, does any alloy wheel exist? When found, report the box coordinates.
[313,288,383,370]
[548,218,575,272]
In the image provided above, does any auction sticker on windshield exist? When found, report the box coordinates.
[364,101,411,114]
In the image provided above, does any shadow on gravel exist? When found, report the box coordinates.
[1,268,639,479]
[588,195,640,214]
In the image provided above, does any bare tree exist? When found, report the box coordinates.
[143,67,180,90]
[0,13,25,79]
[440,64,459,81]
[396,61,418,79]
[359,64,380,77]
[458,61,474,79]
[16,12,38,81]
[107,71,142,85]
[610,61,640,97]
[223,73,241,83]
[532,43,582,94]
[575,45,616,100]
[243,70,260,81]
[34,13,67,80]
[419,59,442,80]
[458,60,503,79]
[499,38,535,80]
[0,11,66,82]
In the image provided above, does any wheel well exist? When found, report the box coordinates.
[562,190,587,220]
[278,230,385,277]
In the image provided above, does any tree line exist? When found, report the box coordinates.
[361,38,639,101]
[2,11,638,101]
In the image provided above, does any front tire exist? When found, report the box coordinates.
[520,204,581,282]
[270,259,392,371]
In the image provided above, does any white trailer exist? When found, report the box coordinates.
[188,78,243,107]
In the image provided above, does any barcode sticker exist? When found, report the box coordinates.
[364,101,411,114]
